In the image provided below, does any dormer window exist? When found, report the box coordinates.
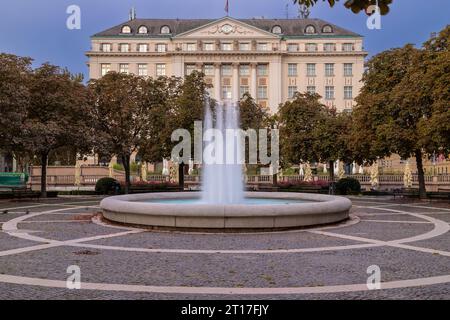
[322,25,333,33]
[138,26,148,34]
[121,25,131,34]
[305,25,316,34]
[272,25,282,34]
[161,25,171,34]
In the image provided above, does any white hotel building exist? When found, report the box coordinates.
[87,16,367,113]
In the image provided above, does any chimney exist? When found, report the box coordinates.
[129,7,136,21]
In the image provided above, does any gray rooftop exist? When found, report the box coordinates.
[92,17,362,38]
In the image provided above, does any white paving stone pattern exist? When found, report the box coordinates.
[0,196,449,299]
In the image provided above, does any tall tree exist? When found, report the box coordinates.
[0,54,32,160]
[88,72,152,194]
[278,92,325,167]
[23,63,91,197]
[170,71,210,188]
[352,28,449,199]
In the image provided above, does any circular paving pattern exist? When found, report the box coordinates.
[0,197,449,299]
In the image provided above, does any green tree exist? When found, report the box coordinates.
[294,0,393,15]
[89,72,151,193]
[239,93,269,131]
[0,54,32,162]
[24,63,91,197]
[352,27,449,198]
[171,71,210,187]
[278,92,325,167]
[313,108,353,190]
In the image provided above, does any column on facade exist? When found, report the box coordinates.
[214,63,221,101]
[232,63,240,103]
[250,62,257,99]
[269,57,282,113]
[196,62,203,73]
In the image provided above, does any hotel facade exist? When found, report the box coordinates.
[87,16,367,113]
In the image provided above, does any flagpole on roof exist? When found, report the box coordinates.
[225,0,229,16]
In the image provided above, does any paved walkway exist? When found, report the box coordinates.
[0,196,449,299]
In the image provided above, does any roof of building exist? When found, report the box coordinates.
[92,17,362,38]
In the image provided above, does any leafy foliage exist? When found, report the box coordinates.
[293,0,393,15]
[335,177,361,195]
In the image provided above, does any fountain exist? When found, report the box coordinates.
[100,102,352,231]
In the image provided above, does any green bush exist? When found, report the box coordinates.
[113,163,124,171]
[335,177,361,195]
[95,177,120,195]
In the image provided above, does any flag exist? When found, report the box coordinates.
[225,0,229,15]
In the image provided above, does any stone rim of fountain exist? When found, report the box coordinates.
[100,192,352,231]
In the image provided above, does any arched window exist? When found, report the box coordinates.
[160,25,171,34]
[305,25,316,34]
[272,25,282,34]
[121,25,131,34]
[138,26,148,34]
[322,25,333,33]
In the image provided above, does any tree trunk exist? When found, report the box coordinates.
[415,149,427,199]
[121,154,131,194]
[178,162,185,190]
[329,160,335,195]
[40,153,48,198]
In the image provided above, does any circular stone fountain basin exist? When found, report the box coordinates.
[100,192,352,231]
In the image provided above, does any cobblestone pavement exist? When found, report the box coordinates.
[0,196,449,300]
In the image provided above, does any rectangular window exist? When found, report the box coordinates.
[342,43,354,52]
[325,86,335,100]
[138,44,148,52]
[257,86,268,99]
[120,44,130,53]
[221,43,233,51]
[156,44,166,53]
[119,63,129,74]
[221,65,232,76]
[288,63,298,77]
[203,64,214,76]
[306,63,316,77]
[101,64,111,76]
[185,64,196,76]
[156,63,166,76]
[307,86,316,94]
[186,43,196,51]
[288,86,298,99]
[324,43,336,52]
[138,64,148,77]
[257,64,268,76]
[344,86,353,99]
[257,43,269,51]
[239,65,250,76]
[344,63,353,76]
[325,63,335,77]
[240,86,250,98]
[287,44,298,52]
[101,43,111,52]
[239,42,251,51]
[306,43,317,52]
[204,43,215,51]
[222,86,232,100]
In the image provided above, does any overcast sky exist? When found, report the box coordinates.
[0,0,448,79]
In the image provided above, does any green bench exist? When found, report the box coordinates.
[0,172,40,199]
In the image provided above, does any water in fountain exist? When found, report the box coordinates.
[202,101,244,204]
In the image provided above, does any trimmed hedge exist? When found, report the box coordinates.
[335,177,361,195]
[95,177,121,195]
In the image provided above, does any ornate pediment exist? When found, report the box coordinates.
[175,18,278,39]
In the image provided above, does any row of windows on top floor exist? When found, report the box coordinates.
[98,42,356,53]
[120,24,335,36]
[100,63,354,78]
